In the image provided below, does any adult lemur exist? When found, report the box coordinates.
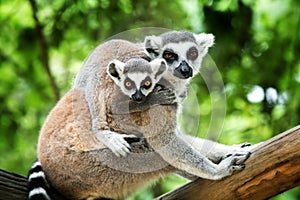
[28,32,252,200]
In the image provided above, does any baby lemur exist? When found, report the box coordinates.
[29,33,251,200]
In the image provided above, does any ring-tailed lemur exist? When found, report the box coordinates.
[28,161,51,200]
[27,39,176,199]
[144,31,214,102]
[107,58,167,102]
[28,33,252,199]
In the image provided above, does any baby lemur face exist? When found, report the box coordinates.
[145,31,214,79]
[107,58,167,102]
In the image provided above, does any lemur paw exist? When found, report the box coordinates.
[152,85,177,105]
[95,130,136,157]
[240,142,252,148]
[218,152,250,178]
[221,142,256,160]
[224,150,251,163]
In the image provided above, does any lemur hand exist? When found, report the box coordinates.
[147,85,177,105]
[214,152,250,180]
[94,130,136,157]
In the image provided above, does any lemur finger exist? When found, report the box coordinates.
[235,152,251,164]
[153,85,164,93]
[116,138,131,150]
[240,142,251,148]
[122,140,131,149]
[231,164,245,171]
[112,145,129,157]
[122,134,137,138]
[227,152,251,165]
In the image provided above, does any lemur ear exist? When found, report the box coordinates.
[194,33,215,49]
[107,59,125,84]
[144,36,163,59]
[150,59,167,81]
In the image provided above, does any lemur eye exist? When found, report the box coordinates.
[187,47,198,60]
[190,51,197,57]
[163,50,177,63]
[124,77,135,89]
[164,53,173,59]
[142,77,152,89]
[125,81,131,88]
[144,81,152,88]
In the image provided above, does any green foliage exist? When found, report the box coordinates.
[0,0,299,199]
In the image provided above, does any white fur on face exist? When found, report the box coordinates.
[163,42,203,73]
[121,73,155,97]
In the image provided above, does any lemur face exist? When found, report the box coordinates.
[107,58,167,102]
[161,41,201,79]
[145,31,214,79]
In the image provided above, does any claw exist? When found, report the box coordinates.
[240,142,251,148]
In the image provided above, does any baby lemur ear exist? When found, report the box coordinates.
[194,33,215,49]
[107,59,125,84]
[150,59,167,80]
[144,36,163,59]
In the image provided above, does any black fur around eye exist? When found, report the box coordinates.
[163,50,178,63]
[141,77,152,90]
[187,47,198,60]
[124,77,135,89]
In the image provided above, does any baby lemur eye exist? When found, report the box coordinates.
[124,77,135,89]
[144,81,152,89]
[141,77,152,89]
[125,82,131,87]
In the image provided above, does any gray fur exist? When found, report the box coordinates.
[123,58,153,74]
[160,31,196,45]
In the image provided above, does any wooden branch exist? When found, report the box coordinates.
[156,125,300,200]
[0,125,299,199]
[0,170,66,200]
[0,169,27,200]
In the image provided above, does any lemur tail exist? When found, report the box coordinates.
[27,160,51,200]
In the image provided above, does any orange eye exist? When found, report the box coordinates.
[144,81,151,87]
[190,51,197,57]
[125,82,131,87]
[164,53,173,59]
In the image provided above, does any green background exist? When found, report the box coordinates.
[0,0,299,199]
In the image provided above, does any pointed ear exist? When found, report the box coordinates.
[150,59,167,81]
[194,33,215,49]
[107,59,125,85]
[144,36,163,59]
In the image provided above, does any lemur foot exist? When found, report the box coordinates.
[239,142,252,148]
[222,142,257,160]
[217,152,250,179]
[95,130,136,157]
[225,151,251,164]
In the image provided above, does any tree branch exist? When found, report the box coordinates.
[0,125,299,199]
[29,0,60,101]
[0,169,66,200]
[156,125,300,200]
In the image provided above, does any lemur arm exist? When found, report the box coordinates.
[85,72,135,157]
[148,129,250,180]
